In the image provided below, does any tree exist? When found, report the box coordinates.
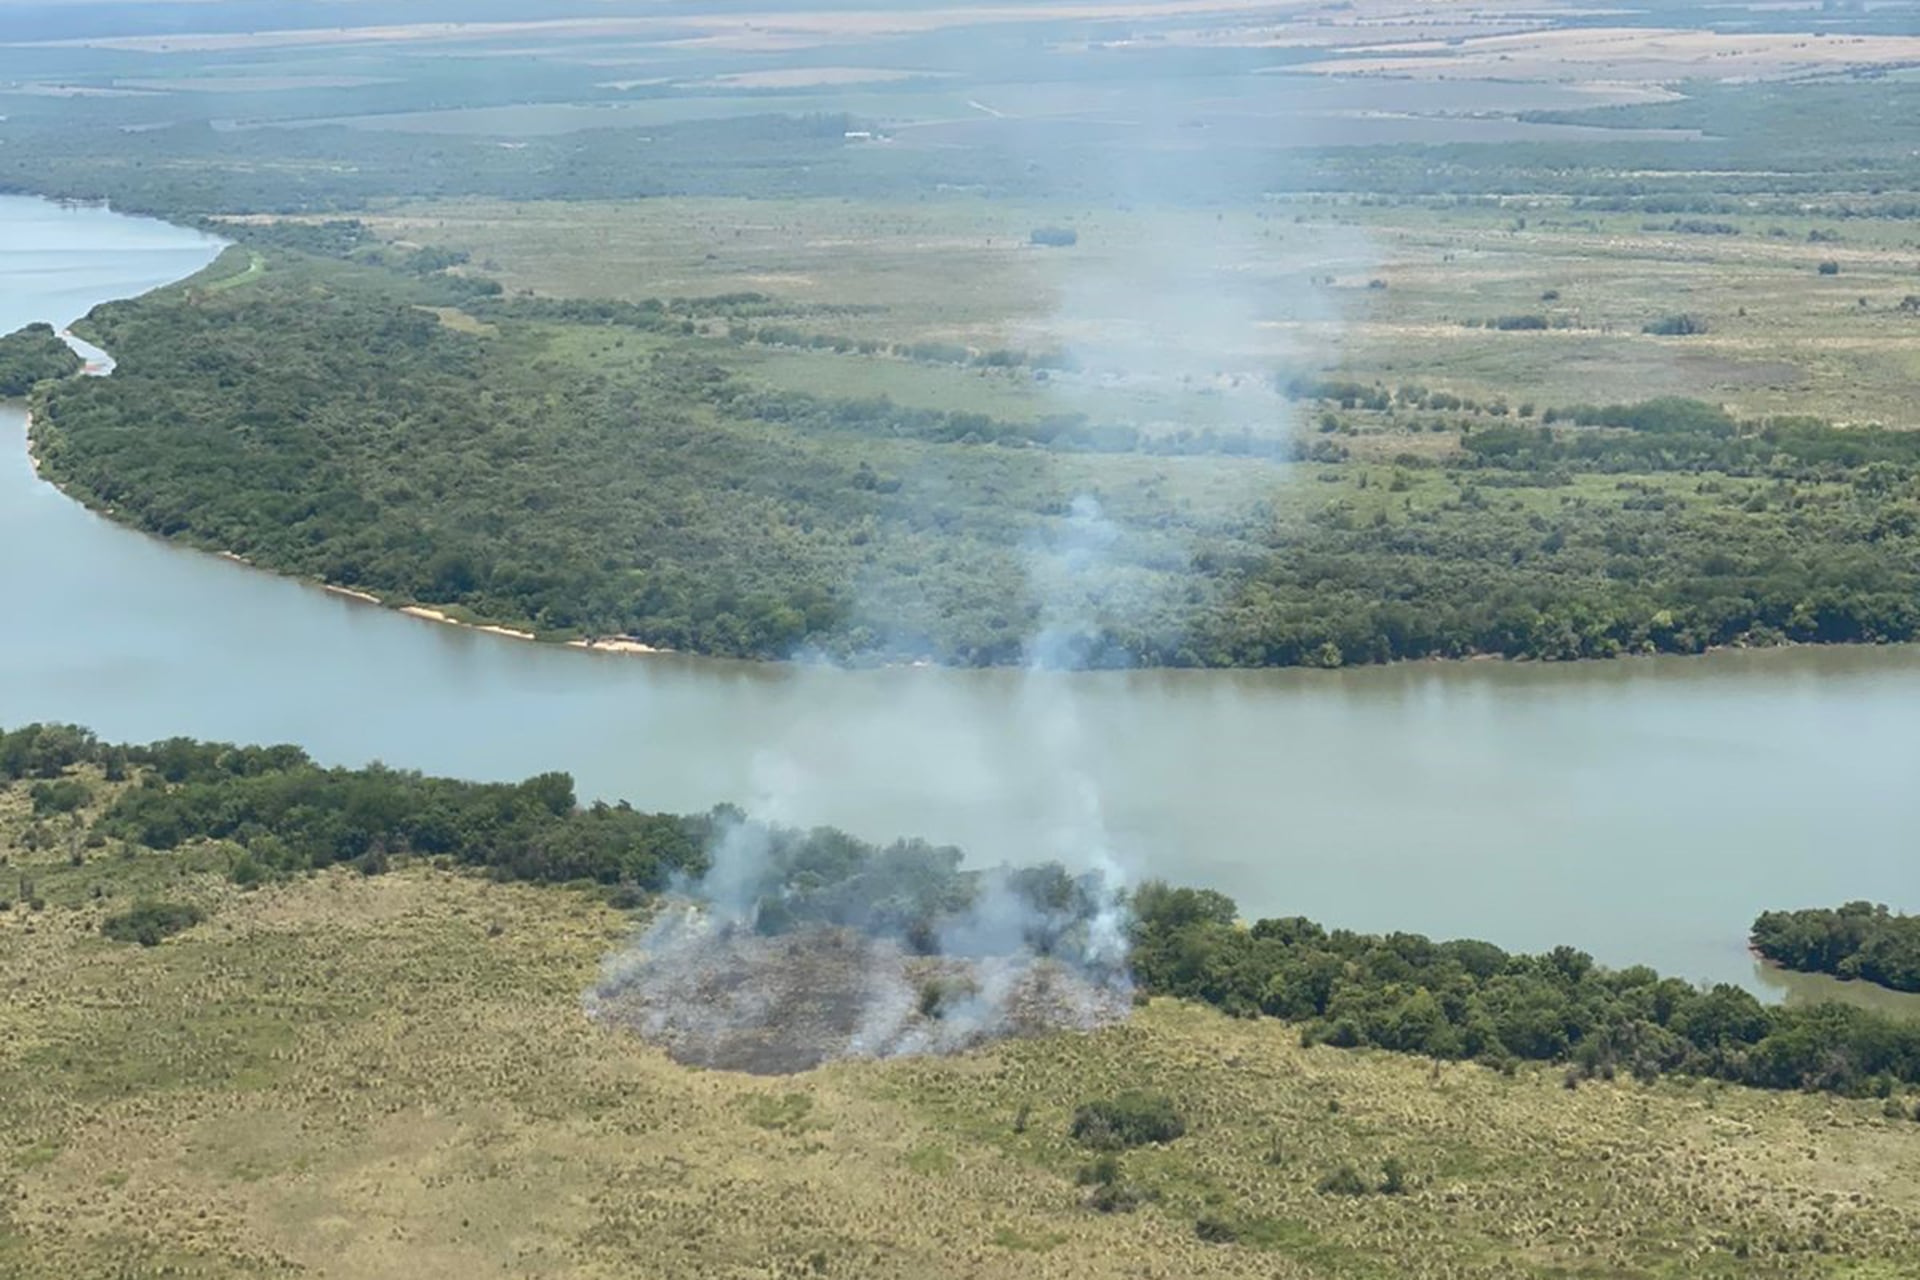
[0,323,82,396]
[1070,1093,1186,1149]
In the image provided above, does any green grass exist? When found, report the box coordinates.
[904,1142,956,1175]
[369,194,1920,426]
[198,250,267,294]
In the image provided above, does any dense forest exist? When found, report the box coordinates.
[31,245,1920,668]
[8,720,1920,1100]
[1,722,707,889]
[0,322,81,397]
[35,252,869,659]
[1752,903,1920,994]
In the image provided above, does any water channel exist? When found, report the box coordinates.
[2,193,1914,1007]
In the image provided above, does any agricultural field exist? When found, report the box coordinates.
[4,770,1919,1279]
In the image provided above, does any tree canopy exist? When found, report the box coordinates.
[1752,903,1920,994]
[0,322,81,397]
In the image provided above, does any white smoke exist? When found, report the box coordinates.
[586,794,1134,1073]
[588,36,1378,1071]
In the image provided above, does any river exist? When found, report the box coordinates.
[2,194,1915,1008]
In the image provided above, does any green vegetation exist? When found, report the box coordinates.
[1753,903,1920,994]
[7,5,1920,1271]
[1,723,705,888]
[1069,1092,1187,1150]
[8,720,1920,1104]
[3,722,1920,1274]
[32,239,1920,667]
[34,253,874,658]
[2,0,1920,677]
[0,323,80,397]
[99,900,204,947]
[1127,883,1920,1096]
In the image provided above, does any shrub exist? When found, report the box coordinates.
[1070,1091,1186,1149]
[29,778,91,815]
[1317,1163,1372,1196]
[1818,260,1840,276]
[1086,1181,1150,1213]
[1075,1154,1123,1186]
[917,975,978,1020]
[1643,314,1707,336]
[101,901,205,947]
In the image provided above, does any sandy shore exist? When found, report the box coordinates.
[322,586,679,654]
[16,277,678,663]
[566,636,671,655]
[399,604,537,642]
[24,418,667,654]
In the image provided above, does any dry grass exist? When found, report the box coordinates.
[3,786,1918,1280]
[685,68,941,91]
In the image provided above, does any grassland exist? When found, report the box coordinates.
[5,2,1920,1272]
[360,194,1920,427]
[4,773,1920,1279]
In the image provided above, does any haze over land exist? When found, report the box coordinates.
[3,0,1920,1275]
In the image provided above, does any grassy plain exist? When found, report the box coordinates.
[364,193,1920,426]
[6,2,1920,1273]
[4,776,1919,1279]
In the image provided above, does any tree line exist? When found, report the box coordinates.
[1752,903,1920,994]
[1128,884,1920,1097]
[13,720,1920,1100]
[3,723,706,889]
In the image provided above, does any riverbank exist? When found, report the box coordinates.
[399,603,535,642]
[24,361,674,656]
[12,399,1890,673]
[4,194,1919,1008]
[10,377,1920,999]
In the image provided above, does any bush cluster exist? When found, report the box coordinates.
[1752,903,1920,993]
[1129,883,1920,1096]
[1069,1092,1187,1149]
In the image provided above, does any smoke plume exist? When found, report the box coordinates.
[590,34,1368,1072]
[587,808,1133,1073]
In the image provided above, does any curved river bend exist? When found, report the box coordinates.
[2,196,1915,1009]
